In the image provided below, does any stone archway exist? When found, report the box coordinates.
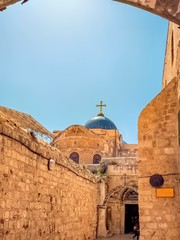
[1,0,180,26]
[0,0,20,11]
[103,184,138,206]
[97,183,138,237]
[106,185,138,235]
[115,0,180,25]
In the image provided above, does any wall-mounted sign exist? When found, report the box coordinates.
[156,188,174,198]
[48,159,55,171]
[150,174,164,187]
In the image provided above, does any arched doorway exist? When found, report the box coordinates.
[123,189,139,233]
[103,184,138,235]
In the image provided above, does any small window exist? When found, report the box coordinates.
[69,152,79,164]
[93,154,101,164]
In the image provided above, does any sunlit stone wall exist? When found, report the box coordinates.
[162,23,180,89]
[0,115,97,239]
[138,77,180,240]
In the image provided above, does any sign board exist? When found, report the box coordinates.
[156,188,174,198]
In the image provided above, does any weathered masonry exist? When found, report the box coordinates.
[1,0,180,26]
[138,77,180,240]
[0,0,20,11]
[115,0,180,25]
[138,22,180,240]
[0,110,97,240]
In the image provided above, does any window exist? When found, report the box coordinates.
[93,154,101,164]
[69,152,79,164]
[123,189,138,201]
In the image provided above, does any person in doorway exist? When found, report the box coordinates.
[132,223,140,240]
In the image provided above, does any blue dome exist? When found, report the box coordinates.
[84,113,117,130]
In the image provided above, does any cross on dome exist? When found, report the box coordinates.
[84,101,117,130]
[96,101,106,116]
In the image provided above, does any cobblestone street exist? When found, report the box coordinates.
[97,234,133,240]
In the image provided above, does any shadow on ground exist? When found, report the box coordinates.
[97,233,133,240]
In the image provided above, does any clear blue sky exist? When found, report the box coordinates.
[0,0,168,143]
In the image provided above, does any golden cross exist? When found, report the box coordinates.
[96,101,106,115]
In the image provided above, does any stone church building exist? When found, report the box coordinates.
[51,101,138,236]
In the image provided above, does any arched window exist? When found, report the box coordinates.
[123,189,138,201]
[69,152,79,164]
[93,154,101,164]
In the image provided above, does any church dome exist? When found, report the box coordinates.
[85,101,117,130]
[84,113,117,130]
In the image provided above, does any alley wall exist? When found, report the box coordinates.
[0,116,97,240]
[138,77,180,240]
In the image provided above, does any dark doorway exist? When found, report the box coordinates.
[125,204,139,233]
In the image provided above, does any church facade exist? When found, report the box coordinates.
[51,101,138,236]
[52,101,137,164]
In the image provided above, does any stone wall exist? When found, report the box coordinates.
[0,118,97,239]
[52,125,112,164]
[52,125,121,164]
[98,157,138,236]
[119,144,138,157]
[138,77,180,240]
[105,158,138,235]
[162,23,180,89]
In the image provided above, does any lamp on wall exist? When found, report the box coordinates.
[48,159,55,171]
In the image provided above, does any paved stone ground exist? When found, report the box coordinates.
[97,233,133,240]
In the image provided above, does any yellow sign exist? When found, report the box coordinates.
[156,188,174,198]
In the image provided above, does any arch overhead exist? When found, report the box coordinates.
[0,0,21,11]
[114,0,180,25]
[103,184,138,206]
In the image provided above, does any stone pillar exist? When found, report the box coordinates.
[97,205,107,238]
[98,180,107,205]
[120,204,125,234]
